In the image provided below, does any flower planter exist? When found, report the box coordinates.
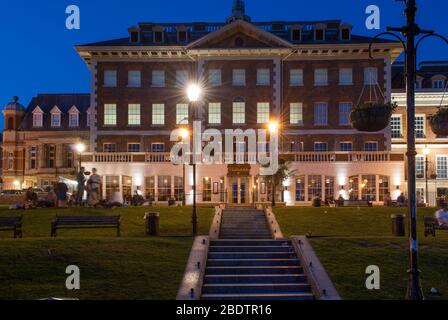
[429,111,448,136]
[350,103,395,132]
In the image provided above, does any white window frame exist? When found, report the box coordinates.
[339,68,353,85]
[176,104,189,124]
[51,111,61,128]
[257,69,270,86]
[232,69,246,86]
[338,102,352,126]
[128,70,141,87]
[290,69,304,86]
[390,115,403,139]
[152,104,165,125]
[104,70,117,87]
[314,68,328,86]
[128,104,141,126]
[103,143,117,153]
[208,103,221,125]
[257,102,270,124]
[69,112,79,128]
[33,110,43,128]
[432,79,445,89]
[290,102,303,125]
[314,142,328,152]
[340,142,353,152]
[437,155,448,179]
[415,114,426,139]
[364,141,378,152]
[364,67,378,85]
[233,102,245,124]
[127,143,141,153]
[176,70,189,86]
[314,102,328,126]
[208,69,222,86]
[104,104,117,126]
[152,70,165,87]
[416,155,425,178]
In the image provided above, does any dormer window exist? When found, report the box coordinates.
[314,24,326,41]
[291,25,302,42]
[432,75,446,89]
[153,27,164,43]
[130,31,139,43]
[32,107,44,127]
[177,28,188,43]
[50,106,62,127]
[340,24,352,41]
[68,106,80,127]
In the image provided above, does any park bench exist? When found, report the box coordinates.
[342,200,373,207]
[51,215,121,237]
[0,216,23,238]
[424,216,448,237]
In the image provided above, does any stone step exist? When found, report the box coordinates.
[219,236,273,240]
[201,293,315,301]
[205,266,303,275]
[204,274,307,284]
[209,246,293,253]
[207,258,300,267]
[211,240,291,246]
[202,283,312,295]
[208,252,296,260]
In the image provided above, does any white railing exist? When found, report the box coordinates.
[84,152,403,163]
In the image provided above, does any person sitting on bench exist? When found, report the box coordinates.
[435,203,448,227]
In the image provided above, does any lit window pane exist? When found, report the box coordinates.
[152,104,165,125]
[290,103,303,125]
[128,104,141,125]
[104,104,117,126]
[208,103,221,124]
[176,104,189,124]
[257,102,270,124]
[233,102,245,124]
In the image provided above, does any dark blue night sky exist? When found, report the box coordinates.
[1,0,447,130]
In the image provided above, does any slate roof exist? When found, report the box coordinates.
[19,94,90,131]
[392,61,448,89]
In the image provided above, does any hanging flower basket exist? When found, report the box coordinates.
[350,102,397,132]
[429,107,448,136]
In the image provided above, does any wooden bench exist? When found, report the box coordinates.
[51,215,121,237]
[0,216,23,238]
[342,200,373,207]
[424,216,448,237]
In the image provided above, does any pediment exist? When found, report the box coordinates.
[187,20,292,50]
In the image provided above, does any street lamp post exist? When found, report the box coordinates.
[75,143,86,172]
[268,121,279,208]
[367,0,448,299]
[187,84,202,238]
[423,145,430,206]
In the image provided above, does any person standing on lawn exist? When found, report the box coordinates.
[435,202,448,227]
[87,168,102,207]
[76,167,86,206]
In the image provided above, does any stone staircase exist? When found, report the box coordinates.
[201,207,314,300]
[219,208,272,239]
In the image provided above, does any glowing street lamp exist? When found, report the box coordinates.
[187,83,202,238]
[74,143,86,171]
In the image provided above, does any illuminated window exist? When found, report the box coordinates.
[361,175,376,201]
[208,103,221,124]
[128,104,141,126]
[152,104,165,125]
[176,104,189,124]
[391,116,402,138]
[290,103,303,125]
[257,103,270,124]
[233,102,245,124]
[437,156,448,179]
[308,175,322,201]
[104,104,117,126]
[415,115,425,139]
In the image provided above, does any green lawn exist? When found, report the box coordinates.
[0,206,214,300]
[274,207,448,300]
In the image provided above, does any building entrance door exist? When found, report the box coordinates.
[232,183,239,204]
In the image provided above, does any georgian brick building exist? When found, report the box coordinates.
[8,0,447,206]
